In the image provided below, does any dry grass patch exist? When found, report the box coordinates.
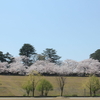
[0,75,99,96]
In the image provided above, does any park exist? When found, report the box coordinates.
[0,75,100,97]
[0,44,100,98]
[0,0,100,99]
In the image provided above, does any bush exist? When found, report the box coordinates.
[36,79,53,96]
[23,94,27,96]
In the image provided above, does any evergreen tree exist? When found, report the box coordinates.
[42,48,61,63]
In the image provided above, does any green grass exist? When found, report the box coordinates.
[0,75,97,96]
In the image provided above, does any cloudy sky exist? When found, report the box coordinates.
[0,0,100,61]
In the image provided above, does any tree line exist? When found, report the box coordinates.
[0,43,61,66]
[1,43,100,65]
[22,71,66,97]
[22,72,100,97]
[0,43,100,76]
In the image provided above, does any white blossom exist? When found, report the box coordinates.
[28,60,58,75]
[8,56,27,75]
[76,58,100,76]
[0,62,9,73]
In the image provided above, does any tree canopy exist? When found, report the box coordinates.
[85,75,100,96]
[4,52,14,64]
[36,79,53,96]
[0,51,6,62]
[42,48,61,63]
[22,80,32,96]
[90,49,100,62]
[0,51,14,63]
[19,44,36,66]
[19,44,36,58]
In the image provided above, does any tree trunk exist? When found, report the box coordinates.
[41,90,44,96]
[45,90,48,96]
[93,91,96,96]
[90,86,92,96]
[27,91,29,96]
[61,88,63,96]
[32,89,34,97]
[90,90,92,96]
[45,92,47,96]
[32,81,35,97]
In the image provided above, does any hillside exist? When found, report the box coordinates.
[0,75,98,96]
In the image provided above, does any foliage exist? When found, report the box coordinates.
[1,44,100,77]
[19,44,36,66]
[90,49,100,62]
[0,51,14,63]
[28,71,41,96]
[36,79,53,96]
[37,54,45,60]
[22,80,32,96]
[85,75,100,96]
[42,48,61,63]
[19,44,36,57]
[4,52,14,64]
[0,51,6,62]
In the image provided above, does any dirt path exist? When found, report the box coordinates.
[0,97,100,100]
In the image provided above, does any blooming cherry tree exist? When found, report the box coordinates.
[76,59,100,76]
[0,62,9,74]
[8,56,27,75]
[58,59,78,75]
[27,60,58,75]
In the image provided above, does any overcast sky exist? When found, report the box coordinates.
[0,0,100,61]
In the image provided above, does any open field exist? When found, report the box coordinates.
[0,75,100,96]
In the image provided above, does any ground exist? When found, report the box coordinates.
[0,97,100,100]
[0,75,100,96]
[0,75,90,96]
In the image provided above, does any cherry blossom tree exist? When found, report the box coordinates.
[0,55,100,77]
[27,59,79,76]
[58,59,78,76]
[8,56,28,75]
[27,60,58,75]
[0,62,9,74]
[76,59,100,76]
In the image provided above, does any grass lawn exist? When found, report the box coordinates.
[0,75,100,96]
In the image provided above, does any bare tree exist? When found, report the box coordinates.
[56,76,66,96]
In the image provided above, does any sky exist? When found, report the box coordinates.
[0,0,100,62]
